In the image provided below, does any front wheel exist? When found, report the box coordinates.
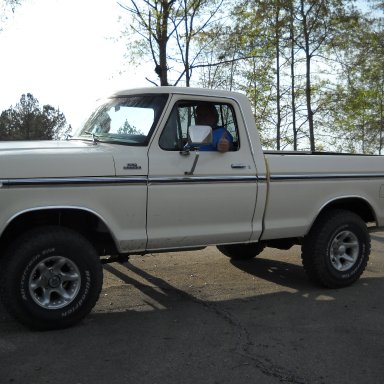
[301,209,370,288]
[0,226,103,330]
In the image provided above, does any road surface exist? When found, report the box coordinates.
[1,234,384,383]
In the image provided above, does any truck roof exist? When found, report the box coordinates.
[111,86,245,99]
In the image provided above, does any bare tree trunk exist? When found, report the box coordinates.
[183,0,191,87]
[300,0,315,151]
[290,1,297,150]
[305,51,315,151]
[275,8,281,150]
[380,71,384,154]
[157,0,173,85]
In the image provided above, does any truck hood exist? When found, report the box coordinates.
[0,140,116,178]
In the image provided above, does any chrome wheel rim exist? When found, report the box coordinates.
[28,256,81,309]
[330,230,359,272]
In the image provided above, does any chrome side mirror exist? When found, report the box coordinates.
[188,125,213,146]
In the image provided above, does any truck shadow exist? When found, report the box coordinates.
[230,256,311,291]
[101,254,314,315]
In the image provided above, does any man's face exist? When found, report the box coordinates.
[195,105,217,127]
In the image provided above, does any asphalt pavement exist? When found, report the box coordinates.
[1,233,384,384]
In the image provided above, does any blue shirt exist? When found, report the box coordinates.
[199,127,233,151]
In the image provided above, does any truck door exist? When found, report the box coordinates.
[146,96,259,250]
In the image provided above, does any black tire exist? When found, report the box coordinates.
[301,209,370,288]
[217,242,266,260]
[0,226,103,330]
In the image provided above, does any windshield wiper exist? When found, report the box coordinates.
[84,131,101,144]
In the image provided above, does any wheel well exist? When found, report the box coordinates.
[0,208,118,257]
[319,197,376,224]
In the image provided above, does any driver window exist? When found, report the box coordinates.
[159,101,239,151]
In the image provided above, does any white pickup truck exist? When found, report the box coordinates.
[0,87,383,330]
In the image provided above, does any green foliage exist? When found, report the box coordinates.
[0,93,71,140]
[118,0,383,153]
[118,119,143,135]
[210,0,382,153]
[324,8,384,154]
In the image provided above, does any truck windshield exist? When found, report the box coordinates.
[75,94,168,145]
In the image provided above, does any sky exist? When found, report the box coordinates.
[0,0,153,129]
[0,0,378,131]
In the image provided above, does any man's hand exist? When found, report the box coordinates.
[217,131,230,153]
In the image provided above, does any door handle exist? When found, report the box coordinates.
[231,163,247,169]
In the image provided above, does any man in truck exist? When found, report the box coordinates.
[195,103,233,152]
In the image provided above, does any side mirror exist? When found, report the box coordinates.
[188,125,212,147]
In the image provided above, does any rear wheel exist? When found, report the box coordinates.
[217,242,265,260]
[301,209,370,288]
[0,226,103,330]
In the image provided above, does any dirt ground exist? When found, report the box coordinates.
[1,233,384,384]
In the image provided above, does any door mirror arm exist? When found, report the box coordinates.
[181,124,212,175]
[184,150,200,175]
